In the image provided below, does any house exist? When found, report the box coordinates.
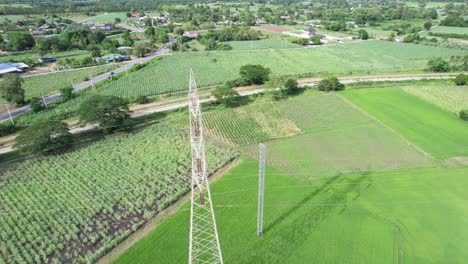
[38,57,56,63]
[0,63,29,77]
[131,12,142,18]
[183,30,210,39]
[305,28,325,39]
[100,54,129,63]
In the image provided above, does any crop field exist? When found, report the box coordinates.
[402,85,468,114]
[22,64,119,99]
[116,160,468,264]
[96,41,464,98]
[82,12,128,23]
[202,101,302,146]
[227,39,303,50]
[244,93,434,177]
[403,1,465,7]
[0,50,89,64]
[0,15,27,23]
[0,124,235,263]
[343,88,468,159]
[428,26,468,35]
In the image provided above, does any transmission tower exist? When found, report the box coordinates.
[257,143,266,236]
[188,69,223,264]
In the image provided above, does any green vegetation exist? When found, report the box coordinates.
[317,76,344,92]
[402,84,468,113]
[79,12,127,23]
[95,41,464,98]
[202,101,301,147]
[77,95,131,133]
[227,39,302,50]
[343,88,468,159]
[14,117,72,153]
[116,160,468,264]
[22,64,118,100]
[0,123,235,263]
[0,50,89,64]
[248,93,434,177]
[428,26,468,35]
[0,73,25,105]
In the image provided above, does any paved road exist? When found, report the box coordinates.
[0,49,170,124]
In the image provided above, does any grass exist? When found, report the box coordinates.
[403,1,465,7]
[227,39,303,50]
[401,84,468,114]
[428,26,468,35]
[0,50,89,64]
[243,93,434,178]
[95,40,464,98]
[22,64,119,99]
[0,15,28,23]
[342,88,468,159]
[115,159,468,264]
[83,12,128,23]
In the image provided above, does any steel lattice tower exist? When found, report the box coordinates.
[188,69,223,264]
[257,143,266,236]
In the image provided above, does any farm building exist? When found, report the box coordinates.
[305,28,325,39]
[100,54,129,63]
[0,63,29,77]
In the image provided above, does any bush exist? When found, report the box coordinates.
[460,110,468,121]
[427,57,450,72]
[30,97,45,113]
[239,64,271,85]
[453,74,468,86]
[0,122,18,137]
[317,77,345,92]
[133,95,150,104]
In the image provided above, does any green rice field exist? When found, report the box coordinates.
[343,88,468,159]
[428,26,468,35]
[115,160,468,264]
[402,85,468,114]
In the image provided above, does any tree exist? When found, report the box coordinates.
[460,110,468,121]
[115,17,121,23]
[423,21,432,31]
[284,78,299,94]
[154,28,168,44]
[30,97,45,113]
[239,64,271,85]
[310,36,321,45]
[212,86,240,107]
[60,86,74,101]
[427,58,450,72]
[0,74,25,105]
[7,31,35,51]
[133,44,151,57]
[126,12,132,18]
[357,29,369,40]
[122,30,134,46]
[317,77,344,92]
[453,74,467,86]
[78,95,131,133]
[14,117,73,154]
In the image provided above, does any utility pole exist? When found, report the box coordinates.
[257,143,266,237]
[41,91,48,109]
[188,69,223,264]
[4,104,14,125]
[90,74,95,91]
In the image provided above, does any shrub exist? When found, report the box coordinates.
[30,97,45,113]
[453,74,468,86]
[317,77,345,92]
[460,110,468,121]
[133,95,150,104]
[427,57,450,72]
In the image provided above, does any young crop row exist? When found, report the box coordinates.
[94,41,464,99]
[0,124,236,263]
[202,101,301,147]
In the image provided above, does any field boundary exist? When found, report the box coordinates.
[97,157,242,264]
[337,93,434,160]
